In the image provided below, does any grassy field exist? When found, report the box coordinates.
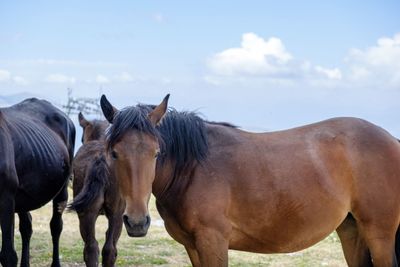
[6,191,347,266]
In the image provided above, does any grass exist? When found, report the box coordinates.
[4,189,347,266]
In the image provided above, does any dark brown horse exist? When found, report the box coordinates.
[100,94,400,267]
[0,98,75,267]
[78,112,108,144]
[69,113,124,267]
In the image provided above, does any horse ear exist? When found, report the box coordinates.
[78,112,89,128]
[100,95,119,124]
[148,94,170,125]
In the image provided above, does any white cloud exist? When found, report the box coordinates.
[45,74,76,84]
[0,70,29,85]
[315,66,342,80]
[95,74,110,84]
[345,33,400,87]
[348,34,400,67]
[12,76,29,85]
[206,32,400,88]
[207,33,292,76]
[206,32,341,86]
[0,59,127,68]
[0,69,11,81]
[115,72,134,82]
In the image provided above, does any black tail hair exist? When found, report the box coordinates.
[395,227,400,264]
[68,155,110,213]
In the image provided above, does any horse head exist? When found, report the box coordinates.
[100,94,169,237]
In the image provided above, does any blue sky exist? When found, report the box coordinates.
[1,1,400,137]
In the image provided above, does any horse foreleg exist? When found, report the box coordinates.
[0,191,17,267]
[18,212,32,267]
[102,211,123,267]
[194,227,229,267]
[49,184,68,267]
[336,214,372,267]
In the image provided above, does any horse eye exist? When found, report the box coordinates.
[111,150,118,160]
[155,151,160,158]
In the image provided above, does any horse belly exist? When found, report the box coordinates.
[15,153,70,212]
[228,202,348,253]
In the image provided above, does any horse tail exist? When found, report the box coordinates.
[68,155,109,213]
[396,227,400,263]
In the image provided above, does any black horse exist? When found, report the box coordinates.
[0,98,75,267]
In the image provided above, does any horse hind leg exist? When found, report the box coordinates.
[18,212,32,267]
[0,191,18,267]
[336,214,372,267]
[396,228,400,265]
[343,210,398,267]
[78,194,104,267]
[79,211,100,267]
[102,208,123,267]
[49,183,68,267]
[0,166,18,267]
[360,223,398,267]
[184,246,201,267]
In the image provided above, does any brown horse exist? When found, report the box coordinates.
[100,94,400,267]
[78,112,108,144]
[69,113,124,267]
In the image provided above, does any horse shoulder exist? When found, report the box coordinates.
[155,199,196,247]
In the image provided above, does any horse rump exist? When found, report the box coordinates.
[68,155,110,214]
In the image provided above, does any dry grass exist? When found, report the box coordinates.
[5,190,347,266]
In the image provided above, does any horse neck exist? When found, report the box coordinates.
[151,122,229,204]
[152,158,176,202]
[92,122,108,140]
[152,156,201,210]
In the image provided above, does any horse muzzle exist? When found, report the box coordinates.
[123,214,151,237]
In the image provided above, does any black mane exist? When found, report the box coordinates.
[106,104,210,179]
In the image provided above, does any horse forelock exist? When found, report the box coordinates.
[106,105,158,151]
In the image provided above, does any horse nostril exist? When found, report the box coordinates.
[123,215,133,228]
[145,215,151,226]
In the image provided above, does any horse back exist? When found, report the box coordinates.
[10,98,75,160]
[208,117,400,201]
